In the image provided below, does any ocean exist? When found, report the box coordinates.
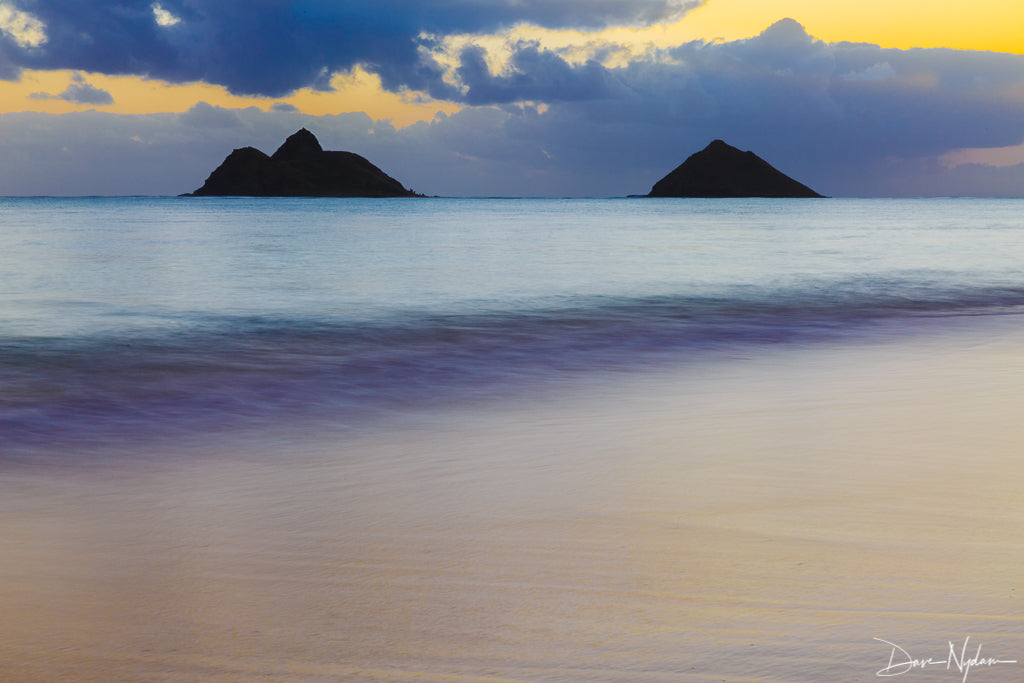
[2,197,1024,681]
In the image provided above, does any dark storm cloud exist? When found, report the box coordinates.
[0,0,704,97]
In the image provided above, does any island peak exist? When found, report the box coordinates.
[185,129,417,197]
[271,127,323,161]
[647,140,824,198]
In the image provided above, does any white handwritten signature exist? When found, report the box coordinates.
[875,637,1018,683]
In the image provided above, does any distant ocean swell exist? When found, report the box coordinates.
[4,283,1024,452]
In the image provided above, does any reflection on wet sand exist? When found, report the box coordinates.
[3,324,1024,682]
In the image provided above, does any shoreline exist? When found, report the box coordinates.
[3,314,1024,680]
[5,303,1024,463]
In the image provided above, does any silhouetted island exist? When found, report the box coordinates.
[647,140,824,198]
[184,128,419,197]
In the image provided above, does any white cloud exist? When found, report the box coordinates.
[151,3,181,28]
[0,2,46,48]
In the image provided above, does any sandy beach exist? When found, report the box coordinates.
[3,317,1024,682]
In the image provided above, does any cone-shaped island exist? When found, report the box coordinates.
[647,140,824,198]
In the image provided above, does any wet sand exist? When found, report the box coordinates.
[3,319,1024,682]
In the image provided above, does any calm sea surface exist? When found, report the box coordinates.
[4,197,1024,683]
[3,196,1024,451]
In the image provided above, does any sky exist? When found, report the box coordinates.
[2,0,1024,196]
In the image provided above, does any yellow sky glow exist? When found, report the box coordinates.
[679,0,1024,53]
[0,68,459,127]
[0,0,1021,125]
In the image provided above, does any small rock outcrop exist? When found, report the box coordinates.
[647,140,823,198]
[186,128,418,197]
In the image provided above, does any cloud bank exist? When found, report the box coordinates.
[0,0,705,97]
[3,20,1024,197]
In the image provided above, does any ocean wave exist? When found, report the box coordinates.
[3,282,1024,451]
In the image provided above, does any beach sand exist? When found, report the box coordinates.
[2,318,1024,681]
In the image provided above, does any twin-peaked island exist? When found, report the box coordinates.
[185,129,824,198]
[186,128,418,198]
